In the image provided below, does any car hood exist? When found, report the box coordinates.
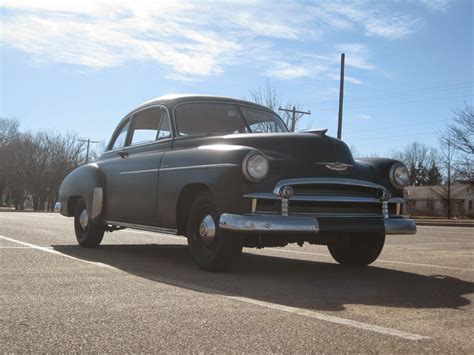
[222,132,351,162]
[220,133,376,182]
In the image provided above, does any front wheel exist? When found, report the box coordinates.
[74,197,104,248]
[327,233,385,266]
[186,192,242,271]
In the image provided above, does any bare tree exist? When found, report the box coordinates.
[436,134,457,219]
[249,80,310,132]
[0,118,20,204]
[0,119,89,210]
[445,105,473,182]
[447,104,474,155]
[249,80,281,112]
[0,118,19,147]
[391,142,440,186]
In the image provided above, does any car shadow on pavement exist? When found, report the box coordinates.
[52,244,473,312]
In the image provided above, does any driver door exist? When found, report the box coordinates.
[100,106,172,225]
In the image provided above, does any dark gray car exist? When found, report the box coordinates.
[55,95,416,270]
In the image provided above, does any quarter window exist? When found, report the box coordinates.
[158,111,171,139]
[240,106,287,133]
[111,120,130,150]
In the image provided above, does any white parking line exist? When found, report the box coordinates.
[225,296,428,341]
[0,234,429,341]
[0,235,114,269]
[0,246,31,249]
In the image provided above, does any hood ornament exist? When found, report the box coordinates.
[316,162,353,171]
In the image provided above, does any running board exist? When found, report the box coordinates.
[104,220,179,235]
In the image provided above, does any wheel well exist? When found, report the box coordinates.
[67,196,81,216]
[176,184,211,235]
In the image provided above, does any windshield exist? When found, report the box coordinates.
[175,102,288,136]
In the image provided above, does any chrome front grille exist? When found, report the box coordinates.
[246,178,401,218]
[291,184,377,198]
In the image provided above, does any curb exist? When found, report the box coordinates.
[415,221,474,228]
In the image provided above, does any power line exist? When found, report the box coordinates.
[278,106,311,132]
[330,81,472,103]
[314,94,473,112]
[343,84,472,103]
[305,81,473,107]
[347,132,439,141]
[345,119,449,134]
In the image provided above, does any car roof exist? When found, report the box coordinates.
[130,94,275,114]
[108,94,283,150]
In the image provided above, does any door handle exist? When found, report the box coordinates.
[117,151,129,158]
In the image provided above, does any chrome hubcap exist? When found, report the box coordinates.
[79,209,89,230]
[199,215,216,244]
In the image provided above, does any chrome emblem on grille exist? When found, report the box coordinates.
[316,162,353,171]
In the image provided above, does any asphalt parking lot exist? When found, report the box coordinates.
[1,212,473,353]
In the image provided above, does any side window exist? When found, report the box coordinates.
[111,120,130,150]
[175,103,247,136]
[130,108,160,146]
[129,107,172,146]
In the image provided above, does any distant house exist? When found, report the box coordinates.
[405,182,474,218]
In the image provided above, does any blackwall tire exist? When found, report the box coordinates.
[74,197,104,248]
[186,192,242,271]
[328,233,385,266]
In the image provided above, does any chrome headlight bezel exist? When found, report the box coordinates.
[242,151,269,182]
[389,162,410,189]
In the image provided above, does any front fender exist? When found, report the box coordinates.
[58,163,105,221]
[356,158,404,197]
[158,144,263,228]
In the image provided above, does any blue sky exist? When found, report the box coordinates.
[1,0,472,156]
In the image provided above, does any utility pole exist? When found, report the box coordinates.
[79,138,100,164]
[278,106,311,132]
[447,139,452,220]
[337,53,345,140]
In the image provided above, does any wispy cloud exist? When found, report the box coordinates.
[312,1,419,39]
[0,0,438,81]
[354,114,372,120]
[419,0,453,12]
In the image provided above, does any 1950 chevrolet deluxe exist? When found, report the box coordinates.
[55,95,416,270]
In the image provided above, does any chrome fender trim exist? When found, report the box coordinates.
[53,202,62,213]
[91,187,103,221]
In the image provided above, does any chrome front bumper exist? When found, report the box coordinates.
[219,213,416,235]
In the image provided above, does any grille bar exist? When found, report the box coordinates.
[272,177,390,195]
[246,178,401,217]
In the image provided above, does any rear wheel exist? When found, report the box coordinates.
[74,198,104,248]
[328,233,385,266]
[186,192,242,271]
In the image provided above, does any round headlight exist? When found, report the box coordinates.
[242,152,269,182]
[390,163,410,189]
